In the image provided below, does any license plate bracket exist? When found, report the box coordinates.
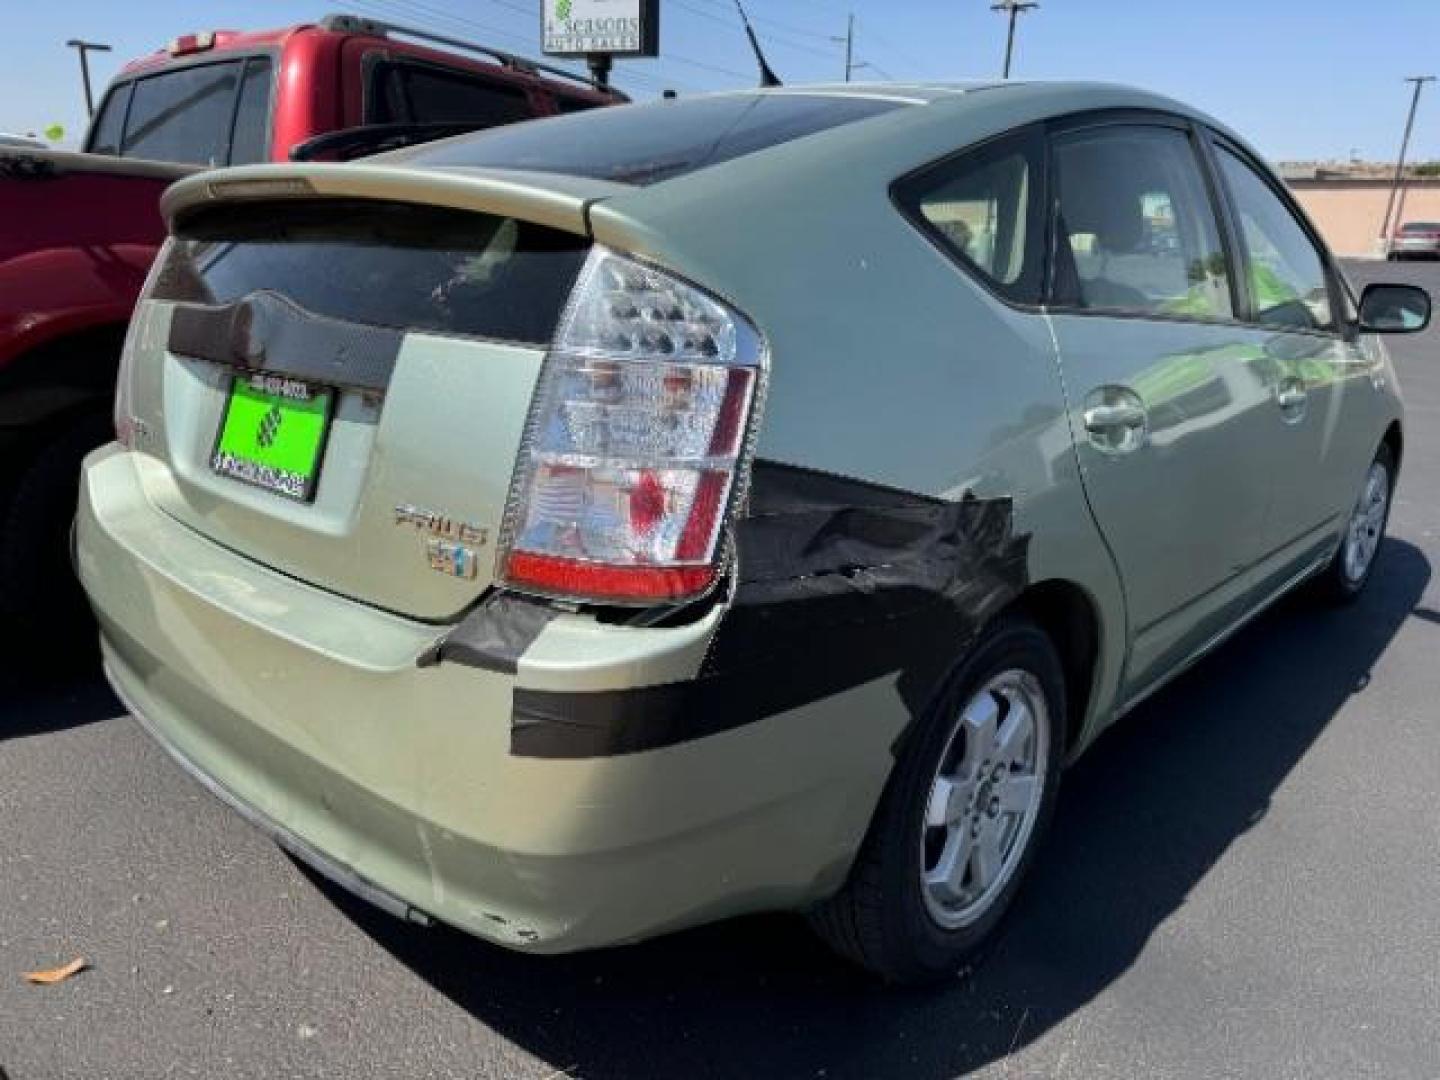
[210,374,335,503]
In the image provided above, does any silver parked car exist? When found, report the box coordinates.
[78,82,1429,983]
[1390,221,1440,260]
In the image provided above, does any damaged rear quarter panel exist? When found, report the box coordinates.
[587,107,1127,754]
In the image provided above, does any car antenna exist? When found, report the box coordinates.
[732,0,782,87]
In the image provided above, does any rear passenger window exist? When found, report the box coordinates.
[1051,125,1232,320]
[369,61,534,128]
[896,129,1045,304]
[122,61,241,166]
[228,58,273,165]
[88,82,131,156]
[554,95,602,115]
[1214,145,1336,333]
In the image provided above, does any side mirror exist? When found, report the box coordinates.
[1358,283,1431,334]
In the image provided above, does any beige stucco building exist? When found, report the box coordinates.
[1287,178,1440,258]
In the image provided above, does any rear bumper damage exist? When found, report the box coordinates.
[77,444,909,951]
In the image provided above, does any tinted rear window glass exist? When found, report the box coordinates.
[405,93,907,185]
[370,61,535,127]
[554,95,603,115]
[1401,222,1440,233]
[159,201,590,345]
[88,82,131,156]
[228,58,273,165]
[122,61,241,166]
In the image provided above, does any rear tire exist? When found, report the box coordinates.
[809,615,1065,983]
[1314,442,1395,605]
[0,411,112,677]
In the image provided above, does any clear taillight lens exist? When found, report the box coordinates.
[499,247,764,604]
[114,238,174,448]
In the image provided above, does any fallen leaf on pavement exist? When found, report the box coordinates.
[23,957,88,985]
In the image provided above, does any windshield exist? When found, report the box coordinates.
[400,92,908,185]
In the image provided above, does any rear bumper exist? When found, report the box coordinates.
[77,445,899,951]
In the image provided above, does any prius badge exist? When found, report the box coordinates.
[394,504,490,580]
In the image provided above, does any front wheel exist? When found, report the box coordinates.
[1315,443,1395,604]
[808,615,1065,983]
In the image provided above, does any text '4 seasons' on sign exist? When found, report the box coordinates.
[541,0,658,58]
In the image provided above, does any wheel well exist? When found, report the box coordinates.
[0,324,126,498]
[1006,580,1100,755]
[0,323,127,408]
[1383,421,1403,475]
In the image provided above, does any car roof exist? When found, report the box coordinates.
[384,80,1239,189]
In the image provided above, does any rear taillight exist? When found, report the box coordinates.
[115,239,174,448]
[498,247,765,604]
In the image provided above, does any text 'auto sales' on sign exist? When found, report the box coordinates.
[541,0,660,58]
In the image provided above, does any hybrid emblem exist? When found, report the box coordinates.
[426,539,479,580]
[395,504,489,579]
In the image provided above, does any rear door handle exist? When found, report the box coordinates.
[1083,404,1147,431]
[1082,386,1148,454]
[1276,386,1307,410]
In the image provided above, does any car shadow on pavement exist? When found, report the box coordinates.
[309,537,1430,1080]
[1,656,120,740]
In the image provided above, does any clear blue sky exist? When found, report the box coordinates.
[6,0,1439,164]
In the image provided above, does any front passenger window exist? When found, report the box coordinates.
[1214,146,1336,333]
[1052,125,1232,320]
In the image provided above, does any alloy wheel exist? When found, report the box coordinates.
[1343,460,1390,585]
[920,669,1050,930]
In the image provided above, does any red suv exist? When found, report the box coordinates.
[0,14,620,671]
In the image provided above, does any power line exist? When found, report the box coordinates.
[686,0,838,42]
[851,20,929,75]
[349,0,697,91]
[670,0,840,62]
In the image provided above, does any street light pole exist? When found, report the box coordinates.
[1379,75,1435,253]
[831,13,857,82]
[65,38,112,117]
[990,0,1038,80]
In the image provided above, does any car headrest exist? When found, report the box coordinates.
[1059,146,1146,255]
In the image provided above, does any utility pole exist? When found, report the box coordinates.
[990,0,1037,80]
[65,38,112,117]
[830,14,866,82]
[1379,75,1435,253]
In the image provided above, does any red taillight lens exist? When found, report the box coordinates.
[498,248,765,604]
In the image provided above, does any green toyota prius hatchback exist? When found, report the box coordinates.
[78,82,1430,982]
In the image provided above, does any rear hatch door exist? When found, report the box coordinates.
[129,165,621,620]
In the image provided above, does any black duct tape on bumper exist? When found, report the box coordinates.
[510,461,1029,759]
[419,591,560,675]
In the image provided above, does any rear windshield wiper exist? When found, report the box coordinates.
[289,122,495,163]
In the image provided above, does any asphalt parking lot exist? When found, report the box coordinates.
[3,259,1439,1080]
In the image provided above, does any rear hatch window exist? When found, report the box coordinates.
[162,200,587,343]
[401,92,908,185]
[132,199,590,620]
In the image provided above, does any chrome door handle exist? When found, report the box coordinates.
[1083,403,1147,432]
[1276,387,1307,410]
[1081,387,1148,454]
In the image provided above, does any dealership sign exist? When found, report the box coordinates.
[541,0,659,58]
